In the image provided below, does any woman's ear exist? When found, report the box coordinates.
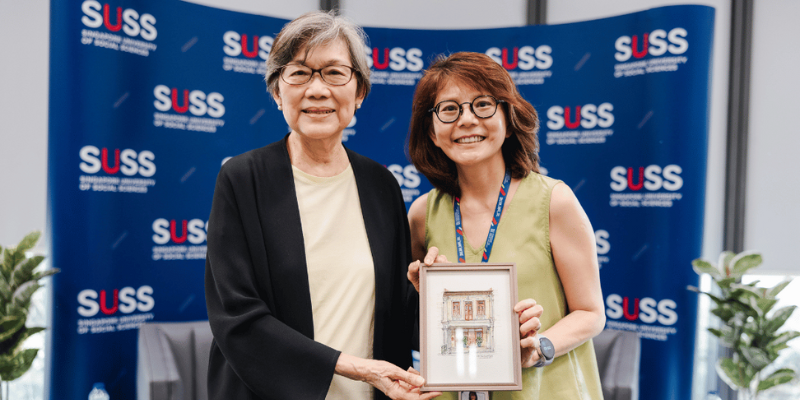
[272,92,282,110]
[355,89,366,108]
[428,127,441,148]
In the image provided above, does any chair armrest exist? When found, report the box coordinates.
[137,323,182,400]
[601,330,640,400]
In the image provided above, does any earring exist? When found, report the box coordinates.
[356,104,361,109]
[277,104,282,110]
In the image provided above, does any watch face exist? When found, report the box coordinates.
[540,337,555,359]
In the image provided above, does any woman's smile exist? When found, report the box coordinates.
[454,135,486,144]
[302,107,336,116]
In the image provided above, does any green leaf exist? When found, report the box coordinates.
[30,268,59,282]
[769,331,800,348]
[11,282,41,311]
[2,249,21,284]
[768,278,793,298]
[757,368,796,393]
[0,326,45,356]
[731,251,763,276]
[708,328,724,338]
[0,348,38,381]
[15,231,40,255]
[756,298,779,315]
[766,306,796,333]
[746,296,763,318]
[11,255,44,290]
[731,283,765,298]
[0,315,25,342]
[717,357,748,389]
[712,305,736,323]
[718,277,737,289]
[693,259,722,279]
[719,251,736,276]
[0,274,11,303]
[741,347,771,370]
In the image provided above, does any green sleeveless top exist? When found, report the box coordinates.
[425,173,603,400]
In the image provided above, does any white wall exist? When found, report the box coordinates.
[342,0,526,29]
[0,0,50,249]
[183,0,317,19]
[745,0,800,276]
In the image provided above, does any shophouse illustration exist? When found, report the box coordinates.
[441,290,494,354]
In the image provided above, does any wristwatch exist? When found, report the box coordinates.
[532,334,555,367]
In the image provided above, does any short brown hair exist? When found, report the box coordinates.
[264,10,371,100]
[408,52,540,197]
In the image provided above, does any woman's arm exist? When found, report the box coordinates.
[517,182,605,367]
[205,162,342,399]
[544,182,606,354]
[408,193,429,263]
[407,194,448,293]
[335,354,440,400]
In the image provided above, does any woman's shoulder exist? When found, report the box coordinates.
[219,139,287,179]
[523,171,562,189]
[344,147,399,188]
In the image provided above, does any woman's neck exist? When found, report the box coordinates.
[287,131,349,177]
[456,156,508,208]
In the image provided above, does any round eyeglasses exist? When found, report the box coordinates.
[280,64,357,86]
[429,95,506,124]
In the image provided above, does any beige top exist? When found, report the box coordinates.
[426,173,603,400]
[293,164,375,400]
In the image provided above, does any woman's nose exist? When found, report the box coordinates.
[458,104,479,126]
[305,74,330,97]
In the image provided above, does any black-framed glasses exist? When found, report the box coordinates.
[429,95,506,123]
[280,64,357,86]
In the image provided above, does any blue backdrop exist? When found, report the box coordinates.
[48,2,714,399]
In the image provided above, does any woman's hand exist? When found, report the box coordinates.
[514,298,544,368]
[336,354,441,399]
[407,247,449,292]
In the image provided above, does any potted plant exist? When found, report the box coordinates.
[689,250,799,399]
[0,231,59,400]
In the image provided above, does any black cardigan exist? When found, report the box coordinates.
[205,136,417,400]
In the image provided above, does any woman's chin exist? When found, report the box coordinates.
[292,126,345,141]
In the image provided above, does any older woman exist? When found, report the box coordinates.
[407,52,605,399]
[205,12,439,400]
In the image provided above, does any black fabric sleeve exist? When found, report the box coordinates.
[204,162,340,400]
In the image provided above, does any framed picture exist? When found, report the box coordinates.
[420,263,522,392]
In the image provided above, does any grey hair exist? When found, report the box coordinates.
[265,10,371,99]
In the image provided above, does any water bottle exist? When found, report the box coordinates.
[88,383,110,400]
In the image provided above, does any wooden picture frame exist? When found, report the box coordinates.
[420,263,522,392]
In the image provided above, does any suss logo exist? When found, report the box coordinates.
[77,285,154,317]
[615,28,688,62]
[610,165,683,192]
[152,219,208,245]
[81,0,157,41]
[606,294,677,325]
[485,46,552,70]
[387,164,420,189]
[153,85,225,118]
[366,47,423,71]
[79,145,156,177]
[546,103,614,130]
[222,31,273,60]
